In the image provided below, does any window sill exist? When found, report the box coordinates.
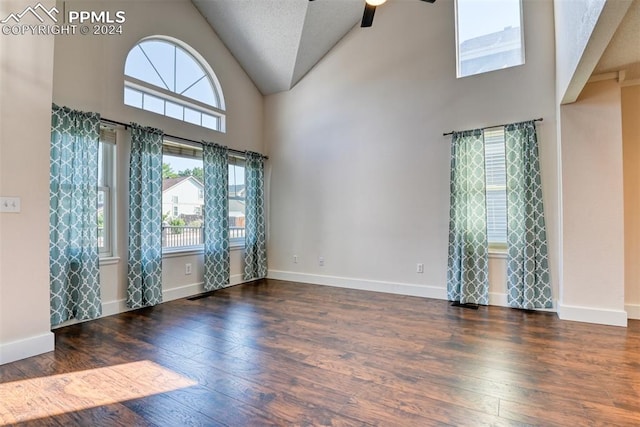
[162,245,245,258]
[99,256,120,266]
[163,246,204,258]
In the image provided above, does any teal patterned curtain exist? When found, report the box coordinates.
[127,124,164,309]
[49,104,102,326]
[203,143,230,290]
[505,121,552,308]
[447,130,489,305]
[243,151,268,280]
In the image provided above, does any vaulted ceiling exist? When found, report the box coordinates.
[191,0,363,95]
[192,0,640,96]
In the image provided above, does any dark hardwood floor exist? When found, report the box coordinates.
[1,279,639,426]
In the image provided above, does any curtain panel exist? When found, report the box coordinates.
[446,130,489,305]
[127,123,164,309]
[505,121,552,308]
[49,104,102,326]
[243,151,267,280]
[203,143,230,290]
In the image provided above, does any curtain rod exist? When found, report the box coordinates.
[100,117,268,159]
[442,117,543,137]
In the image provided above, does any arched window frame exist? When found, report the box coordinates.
[124,35,226,133]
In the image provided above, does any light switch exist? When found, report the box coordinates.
[0,197,21,213]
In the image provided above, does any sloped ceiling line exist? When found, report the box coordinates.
[191,0,362,95]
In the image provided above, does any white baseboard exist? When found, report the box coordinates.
[267,270,448,300]
[57,274,248,329]
[557,302,628,327]
[102,299,132,317]
[267,272,559,313]
[0,332,55,365]
[162,274,244,301]
[163,282,205,302]
[489,292,509,307]
[625,303,640,320]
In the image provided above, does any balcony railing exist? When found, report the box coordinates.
[162,225,245,249]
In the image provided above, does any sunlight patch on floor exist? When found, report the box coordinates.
[0,360,197,424]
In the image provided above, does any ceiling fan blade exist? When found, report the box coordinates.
[361,3,376,28]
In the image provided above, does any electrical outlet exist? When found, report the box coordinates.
[0,197,21,213]
[318,256,325,267]
[416,263,424,274]
[293,255,298,264]
[185,263,192,275]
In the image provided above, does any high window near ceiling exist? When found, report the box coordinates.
[124,37,226,132]
[455,0,525,78]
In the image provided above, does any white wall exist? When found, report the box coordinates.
[622,84,640,319]
[558,80,627,326]
[265,0,559,305]
[51,0,263,328]
[0,0,56,364]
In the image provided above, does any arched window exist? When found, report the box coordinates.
[124,36,226,132]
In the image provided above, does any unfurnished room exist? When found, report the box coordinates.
[0,0,639,425]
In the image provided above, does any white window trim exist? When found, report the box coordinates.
[162,144,246,253]
[123,35,227,132]
[125,81,226,133]
[98,133,116,258]
[454,0,525,78]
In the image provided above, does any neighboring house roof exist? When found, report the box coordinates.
[229,199,245,215]
[229,184,246,197]
[460,26,521,54]
[163,176,203,192]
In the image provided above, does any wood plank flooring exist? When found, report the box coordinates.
[1,279,639,426]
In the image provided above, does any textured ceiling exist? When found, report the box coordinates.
[594,0,640,79]
[191,0,362,95]
[193,0,639,95]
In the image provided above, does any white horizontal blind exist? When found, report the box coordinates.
[484,127,507,245]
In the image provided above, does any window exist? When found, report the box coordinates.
[97,128,116,257]
[455,0,524,78]
[161,142,245,251]
[124,36,226,132]
[229,157,246,245]
[484,128,507,249]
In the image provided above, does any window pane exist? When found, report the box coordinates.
[182,77,217,107]
[229,161,245,241]
[175,47,206,95]
[143,93,165,114]
[138,40,174,90]
[184,107,202,126]
[162,151,204,249]
[484,128,507,245]
[456,0,524,77]
[124,45,168,89]
[97,189,106,250]
[202,113,220,131]
[97,142,105,187]
[97,139,115,257]
[124,87,143,108]
[165,101,184,120]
